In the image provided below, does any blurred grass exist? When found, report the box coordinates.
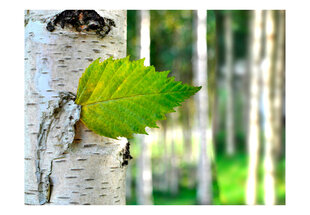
[127,151,285,205]
[127,186,197,205]
[214,153,285,205]
[214,153,248,204]
[127,127,285,205]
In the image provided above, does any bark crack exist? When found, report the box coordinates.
[35,92,81,204]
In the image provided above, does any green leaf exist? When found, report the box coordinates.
[75,57,201,139]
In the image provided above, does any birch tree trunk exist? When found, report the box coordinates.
[24,10,128,205]
[262,10,276,205]
[194,10,213,205]
[135,10,153,205]
[224,12,235,156]
[245,10,263,205]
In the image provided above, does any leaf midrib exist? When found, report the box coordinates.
[80,89,196,107]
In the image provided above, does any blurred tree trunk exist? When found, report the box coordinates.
[245,10,263,205]
[224,11,235,156]
[194,10,213,205]
[262,10,276,205]
[24,10,128,205]
[159,121,169,191]
[207,11,217,162]
[182,102,193,163]
[136,133,153,205]
[243,22,251,143]
[135,10,153,205]
[273,11,285,159]
[169,112,179,195]
[213,12,221,140]
[126,162,132,200]
[157,121,169,191]
[181,102,196,189]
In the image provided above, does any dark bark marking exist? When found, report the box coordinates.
[66,176,77,179]
[70,168,84,171]
[92,49,100,53]
[25,192,36,195]
[83,144,97,148]
[57,196,70,199]
[46,10,116,38]
[121,141,133,166]
[54,159,67,163]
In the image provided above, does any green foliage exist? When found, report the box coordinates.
[75,57,201,139]
[150,10,194,82]
[127,10,139,61]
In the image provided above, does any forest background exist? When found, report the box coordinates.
[126,10,285,205]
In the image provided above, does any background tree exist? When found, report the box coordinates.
[135,10,154,205]
[224,11,235,156]
[273,10,285,159]
[194,10,213,205]
[245,10,263,205]
[262,10,276,205]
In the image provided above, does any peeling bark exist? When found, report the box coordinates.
[36,92,81,204]
[24,10,128,205]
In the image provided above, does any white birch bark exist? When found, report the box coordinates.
[262,10,276,205]
[135,10,153,205]
[194,10,213,205]
[224,12,235,156]
[245,10,263,205]
[24,10,128,205]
